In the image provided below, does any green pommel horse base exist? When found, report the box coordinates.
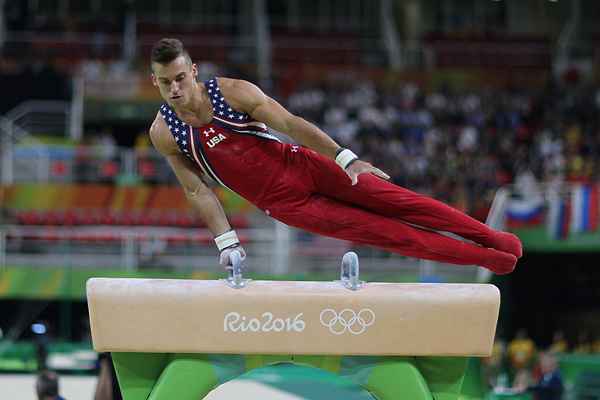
[87,255,500,399]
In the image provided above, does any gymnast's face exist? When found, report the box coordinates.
[151,55,198,108]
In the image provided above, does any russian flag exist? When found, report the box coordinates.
[570,184,600,234]
[547,191,571,240]
[505,197,544,229]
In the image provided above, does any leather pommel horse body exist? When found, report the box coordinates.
[87,253,500,400]
[88,278,499,356]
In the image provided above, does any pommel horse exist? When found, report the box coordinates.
[87,252,500,399]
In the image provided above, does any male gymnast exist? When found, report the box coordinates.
[148,38,522,274]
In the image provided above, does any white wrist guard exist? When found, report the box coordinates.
[215,230,240,251]
[335,148,358,170]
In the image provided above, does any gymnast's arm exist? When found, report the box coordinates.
[149,113,232,237]
[220,78,390,185]
[221,78,339,158]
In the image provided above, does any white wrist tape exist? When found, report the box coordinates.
[335,149,358,170]
[215,230,240,251]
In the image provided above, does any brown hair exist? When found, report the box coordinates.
[150,38,192,66]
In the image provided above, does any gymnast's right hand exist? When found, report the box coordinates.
[219,244,247,268]
[214,230,246,268]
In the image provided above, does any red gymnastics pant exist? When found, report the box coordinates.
[258,146,518,274]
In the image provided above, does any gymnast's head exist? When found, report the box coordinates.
[150,38,198,108]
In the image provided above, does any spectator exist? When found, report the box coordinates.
[35,370,65,400]
[32,322,50,371]
[508,329,537,371]
[519,352,564,400]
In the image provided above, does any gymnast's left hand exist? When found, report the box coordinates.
[345,160,390,186]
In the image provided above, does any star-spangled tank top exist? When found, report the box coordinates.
[158,77,286,205]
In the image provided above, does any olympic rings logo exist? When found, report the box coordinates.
[319,308,375,335]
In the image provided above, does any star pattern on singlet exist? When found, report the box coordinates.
[159,104,193,160]
[206,78,250,122]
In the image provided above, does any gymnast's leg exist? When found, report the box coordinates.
[270,194,517,274]
[302,151,522,258]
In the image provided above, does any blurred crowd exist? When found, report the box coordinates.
[3,48,600,221]
[286,75,600,219]
[483,328,600,398]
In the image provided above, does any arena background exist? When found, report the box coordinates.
[1,0,600,398]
